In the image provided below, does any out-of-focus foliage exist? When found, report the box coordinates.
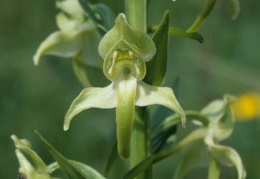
[0,0,260,178]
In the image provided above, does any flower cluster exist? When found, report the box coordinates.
[174,95,246,179]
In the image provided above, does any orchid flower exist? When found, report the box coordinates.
[174,95,246,179]
[33,0,102,86]
[11,135,56,179]
[64,13,186,159]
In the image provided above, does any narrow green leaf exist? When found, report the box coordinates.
[78,0,107,35]
[69,160,106,179]
[35,131,86,179]
[187,0,217,33]
[48,161,106,179]
[144,11,169,86]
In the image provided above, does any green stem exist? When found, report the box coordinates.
[125,0,147,32]
[148,27,204,43]
[187,0,217,33]
[125,1,150,179]
[208,154,220,179]
[124,128,208,179]
[73,53,91,87]
[130,107,151,179]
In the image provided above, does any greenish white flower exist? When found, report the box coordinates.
[11,135,55,179]
[33,0,102,68]
[64,13,186,159]
[174,95,246,179]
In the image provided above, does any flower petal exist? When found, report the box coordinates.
[205,136,246,179]
[33,30,81,65]
[135,81,186,126]
[15,149,38,178]
[11,135,51,179]
[64,83,117,131]
[116,76,137,159]
[98,13,156,62]
[56,0,85,22]
[201,95,236,140]
[56,12,81,31]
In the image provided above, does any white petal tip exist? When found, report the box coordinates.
[33,56,39,66]
[10,135,16,140]
[63,125,69,131]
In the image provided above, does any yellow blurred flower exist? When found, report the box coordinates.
[232,93,260,121]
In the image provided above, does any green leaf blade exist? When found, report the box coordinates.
[144,11,169,86]
[92,4,115,30]
[78,0,107,35]
[35,131,86,179]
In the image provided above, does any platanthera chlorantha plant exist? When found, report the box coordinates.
[12,0,245,179]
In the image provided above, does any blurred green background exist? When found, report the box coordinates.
[1,0,259,178]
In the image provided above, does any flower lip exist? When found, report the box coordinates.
[104,49,146,81]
